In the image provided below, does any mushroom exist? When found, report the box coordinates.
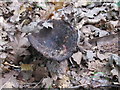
[28,20,78,61]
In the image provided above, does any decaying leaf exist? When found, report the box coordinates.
[21,21,42,33]
[21,64,33,71]
[89,33,119,54]
[109,54,120,83]
[33,67,48,82]
[96,51,110,60]
[88,60,107,72]
[7,32,30,63]
[109,54,120,67]
[56,75,70,88]
[79,77,91,87]
[85,50,96,61]
[42,21,53,28]
[0,1,119,89]
[38,1,65,20]
[81,25,109,38]
[91,72,110,88]
[74,0,89,7]
[19,72,33,82]
[41,77,53,88]
[72,51,82,65]
[0,71,19,89]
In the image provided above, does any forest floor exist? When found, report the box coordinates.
[0,0,120,89]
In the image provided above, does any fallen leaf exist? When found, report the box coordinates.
[7,32,30,63]
[56,75,70,88]
[0,71,19,89]
[85,50,96,61]
[17,71,33,81]
[72,51,82,65]
[42,21,53,28]
[91,72,109,88]
[41,77,53,88]
[88,60,107,72]
[33,67,48,81]
[21,64,33,71]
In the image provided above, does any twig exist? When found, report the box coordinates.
[98,84,120,88]
[32,78,43,89]
[3,61,20,68]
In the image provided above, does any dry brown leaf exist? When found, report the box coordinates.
[79,77,91,87]
[17,70,33,81]
[7,32,30,63]
[109,54,120,83]
[41,77,53,88]
[89,33,119,54]
[88,60,107,72]
[9,32,30,53]
[33,67,48,82]
[56,75,70,88]
[0,71,19,89]
[91,72,110,88]
[21,64,33,71]
[72,51,82,65]
[40,1,65,20]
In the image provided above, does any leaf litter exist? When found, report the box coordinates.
[0,0,120,89]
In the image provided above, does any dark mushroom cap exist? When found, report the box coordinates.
[28,20,78,61]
